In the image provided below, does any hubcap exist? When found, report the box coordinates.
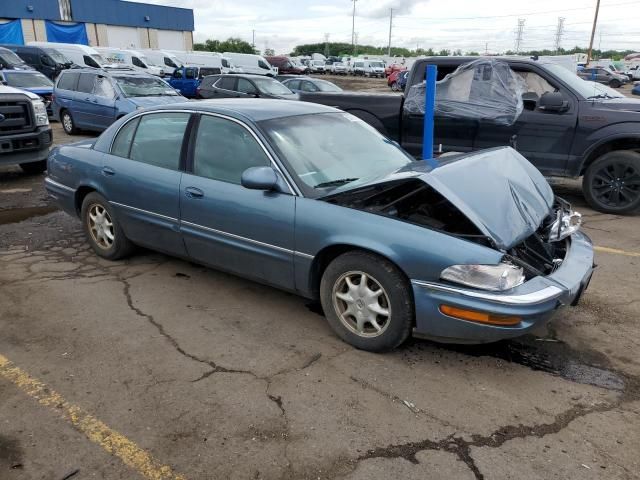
[87,204,115,249]
[591,162,640,207]
[332,271,391,338]
[63,114,72,132]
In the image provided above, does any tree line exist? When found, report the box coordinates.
[193,38,635,61]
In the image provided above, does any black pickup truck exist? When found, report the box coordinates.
[300,56,640,214]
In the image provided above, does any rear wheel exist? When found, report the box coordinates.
[583,150,640,214]
[609,78,621,88]
[61,110,77,135]
[320,251,413,352]
[19,160,47,174]
[81,192,134,260]
[391,81,399,91]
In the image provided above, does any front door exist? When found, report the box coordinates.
[72,72,99,129]
[90,75,117,130]
[100,112,191,256]
[180,114,295,290]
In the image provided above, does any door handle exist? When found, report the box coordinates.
[102,166,115,176]
[85,97,97,103]
[185,187,204,198]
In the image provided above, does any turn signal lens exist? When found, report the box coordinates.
[440,305,521,326]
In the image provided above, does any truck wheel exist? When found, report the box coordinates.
[81,192,134,260]
[61,110,78,135]
[609,79,621,88]
[583,151,640,214]
[320,250,413,352]
[391,82,399,91]
[19,160,47,174]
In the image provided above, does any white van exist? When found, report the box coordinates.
[223,52,276,76]
[94,48,164,76]
[27,42,113,69]
[168,51,240,74]
[138,49,182,75]
[362,60,385,78]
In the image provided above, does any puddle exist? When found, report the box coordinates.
[0,206,58,225]
[443,336,625,391]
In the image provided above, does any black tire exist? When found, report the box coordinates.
[60,109,78,135]
[583,150,640,214]
[391,82,399,92]
[609,79,621,88]
[320,250,413,352]
[19,160,47,174]
[81,192,134,260]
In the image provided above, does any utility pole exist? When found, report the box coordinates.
[354,32,359,56]
[252,30,255,49]
[587,0,600,65]
[484,42,489,55]
[515,18,525,54]
[554,17,565,53]
[324,33,330,58]
[351,0,357,55]
[387,8,393,57]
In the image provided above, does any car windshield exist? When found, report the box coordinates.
[313,80,342,92]
[260,112,413,197]
[0,49,26,66]
[3,72,53,88]
[92,54,107,65]
[542,63,605,99]
[113,76,178,96]
[370,62,384,68]
[313,60,324,66]
[253,77,294,95]
[44,49,71,64]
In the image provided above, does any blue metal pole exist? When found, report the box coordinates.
[422,64,438,167]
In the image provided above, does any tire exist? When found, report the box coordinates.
[81,192,134,260]
[19,160,47,174]
[609,79,621,88]
[583,150,640,214]
[320,250,414,352]
[391,82,399,92]
[60,109,78,135]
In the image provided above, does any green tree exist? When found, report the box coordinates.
[193,37,255,54]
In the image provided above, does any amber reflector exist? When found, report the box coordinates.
[440,305,521,326]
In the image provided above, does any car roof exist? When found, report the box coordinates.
[151,98,339,122]
[60,67,158,78]
[215,73,277,79]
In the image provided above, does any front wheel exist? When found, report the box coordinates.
[391,82,399,91]
[320,251,414,352]
[583,150,640,214]
[81,192,134,260]
[60,110,78,135]
[609,79,621,88]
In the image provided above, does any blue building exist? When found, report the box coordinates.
[0,0,194,50]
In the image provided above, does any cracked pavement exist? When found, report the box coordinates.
[0,124,639,479]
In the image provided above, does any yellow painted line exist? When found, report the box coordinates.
[594,246,640,258]
[0,353,187,480]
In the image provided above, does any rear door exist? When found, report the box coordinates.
[180,113,295,289]
[100,112,191,255]
[211,76,237,98]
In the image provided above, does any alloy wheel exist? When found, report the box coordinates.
[62,113,73,133]
[591,161,640,208]
[87,204,115,249]
[332,271,391,338]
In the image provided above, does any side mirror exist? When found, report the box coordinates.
[538,92,569,112]
[522,91,539,110]
[241,166,280,191]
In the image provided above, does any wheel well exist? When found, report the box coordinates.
[308,244,405,299]
[581,139,640,175]
[74,186,96,215]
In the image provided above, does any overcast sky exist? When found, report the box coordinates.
[138,0,638,54]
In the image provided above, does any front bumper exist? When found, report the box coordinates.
[0,126,53,166]
[410,231,594,344]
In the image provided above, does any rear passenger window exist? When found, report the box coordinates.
[111,117,139,158]
[77,73,96,93]
[286,80,300,90]
[57,71,79,90]
[193,115,269,184]
[129,113,190,170]
[215,77,235,90]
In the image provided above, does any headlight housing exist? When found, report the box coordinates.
[31,99,49,126]
[440,263,525,291]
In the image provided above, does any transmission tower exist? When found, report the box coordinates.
[515,18,525,54]
[554,17,565,53]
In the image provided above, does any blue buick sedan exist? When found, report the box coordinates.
[45,100,594,351]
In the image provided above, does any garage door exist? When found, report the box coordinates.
[107,25,140,48]
[158,30,184,50]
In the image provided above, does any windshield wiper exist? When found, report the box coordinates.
[587,93,614,99]
[314,178,359,189]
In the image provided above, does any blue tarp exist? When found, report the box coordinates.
[0,19,24,45]
[45,21,88,45]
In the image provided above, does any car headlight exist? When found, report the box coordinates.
[440,263,525,291]
[31,99,49,126]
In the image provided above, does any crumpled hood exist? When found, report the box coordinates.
[129,95,187,108]
[420,147,554,250]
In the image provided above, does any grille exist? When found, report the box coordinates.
[0,99,33,134]
[509,232,567,278]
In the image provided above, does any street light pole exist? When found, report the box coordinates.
[387,8,393,57]
[351,0,357,55]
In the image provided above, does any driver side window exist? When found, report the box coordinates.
[193,116,270,184]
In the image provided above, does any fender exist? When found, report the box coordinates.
[572,123,640,175]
